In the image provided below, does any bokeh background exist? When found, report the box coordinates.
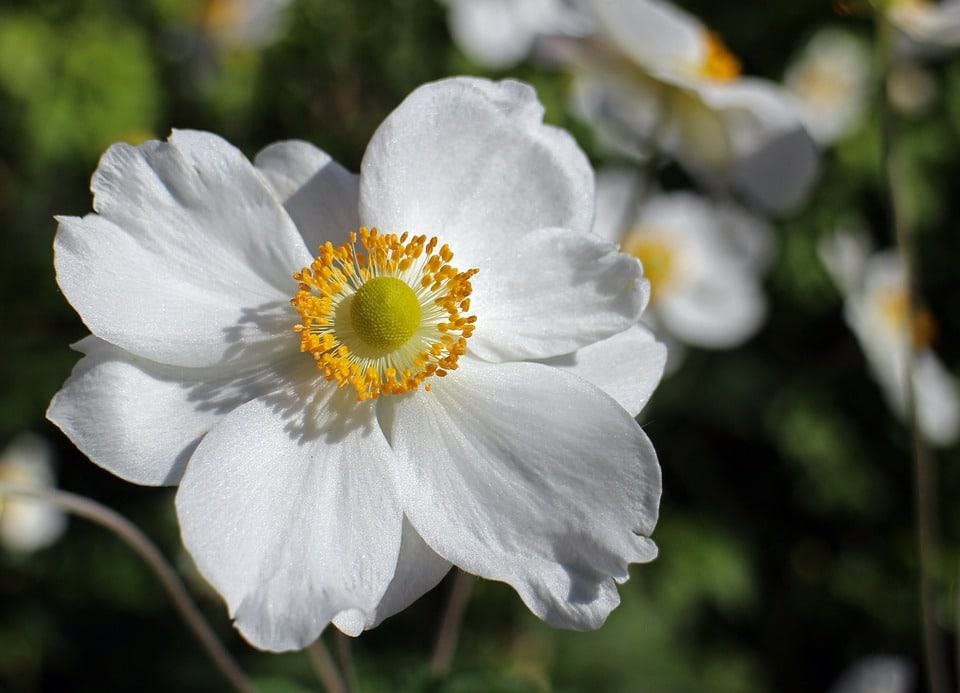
[2,0,960,691]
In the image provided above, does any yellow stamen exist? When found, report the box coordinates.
[700,31,741,83]
[291,227,478,401]
[621,229,677,302]
[879,287,937,348]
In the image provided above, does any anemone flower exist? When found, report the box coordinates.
[48,77,666,651]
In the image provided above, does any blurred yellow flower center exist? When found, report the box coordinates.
[879,287,937,348]
[700,31,741,83]
[794,65,846,106]
[201,0,246,32]
[291,227,478,401]
[621,230,677,302]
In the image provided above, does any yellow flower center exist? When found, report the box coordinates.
[200,0,247,33]
[291,227,478,401]
[621,229,677,302]
[879,287,937,348]
[699,31,741,83]
[350,277,422,351]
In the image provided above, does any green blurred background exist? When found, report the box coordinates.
[2,0,960,690]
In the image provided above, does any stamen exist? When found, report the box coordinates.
[879,287,938,349]
[291,227,478,401]
[700,31,741,83]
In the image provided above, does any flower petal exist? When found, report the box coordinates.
[468,226,648,361]
[588,0,704,74]
[54,130,311,368]
[592,167,643,245]
[445,0,539,69]
[692,79,819,212]
[358,77,595,265]
[175,385,402,652]
[379,359,661,630]
[254,140,359,252]
[658,272,766,348]
[334,517,452,633]
[0,434,66,553]
[46,337,310,486]
[536,325,666,417]
[915,351,960,447]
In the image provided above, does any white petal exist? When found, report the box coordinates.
[783,29,873,146]
[829,655,913,693]
[890,0,960,50]
[818,228,873,296]
[54,130,311,368]
[692,79,819,212]
[358,77,595,265]
[915,351,960,447]
[592,167,643,245]
[176,386,403,652]
[537,325,666,417]
[379,359,661,630]
[446,0,538,69]
[334,517,452,633]
[468,226,648,361]
[569,69,661,161]
[0,434,66,553]
[658,272,766,348]
[46,337,311,486]
[588,0,704,74]
[254,140,359,252]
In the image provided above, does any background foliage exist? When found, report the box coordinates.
[1,0,959,690]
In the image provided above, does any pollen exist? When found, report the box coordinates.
[291,227,478,401]
[699,31,741,83]
[621,229,677,302]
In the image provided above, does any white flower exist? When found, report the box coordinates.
[566,0,818,212]
[198,0,292,50]
[442,0,591,69]
[889,0,960,52]
[820,231,960,446]
[0,434,66,554]
[48,77,666,652]
[887,60,938,115]
[593,168,772,353]
[784,28,874,146]
[829,655,913,693]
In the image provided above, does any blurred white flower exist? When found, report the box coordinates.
[0,434,66,554]
[593,168,773,354]
[829,655,913,693]
[889,0,960,52]
[198,0,292,50]
[820,231,959,446]
[442,0,591,69]
[784,28,873,146]
[887,60,938,115]
[48,77,665,652]
[566,0,818,212]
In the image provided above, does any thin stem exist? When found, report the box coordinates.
[307,638,348,693]
[876,15,951,693]
[0,483,254,693]
[430,569,475,676]
[334,630,359,693]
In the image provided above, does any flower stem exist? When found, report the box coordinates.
[334,630,359,692]
[0,483,254,693]
[307,637,349,693]
[876,14,951,693]
[429,569,475,676]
